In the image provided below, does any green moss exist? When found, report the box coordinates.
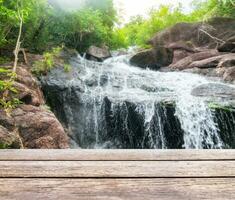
[0,67,21,112]
[160,101,176,107]
[208,102,235,112]
[0,142,10,149]
[63,64,71,73]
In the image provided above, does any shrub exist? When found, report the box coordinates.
[0,67,21,112]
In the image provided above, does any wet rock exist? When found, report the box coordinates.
[130,48,173,70]
[86,45,111,62]
[191,83,235,99]
[212,107,235,148]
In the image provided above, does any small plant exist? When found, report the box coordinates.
[32,47,72,75]
[208,102,235,112]
[63,64,71,73]
[0,67,21,113]
[41,104,51,111]
[0,142,9,149]
[32,47,62,76]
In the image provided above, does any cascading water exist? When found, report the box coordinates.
[41,52,235,149]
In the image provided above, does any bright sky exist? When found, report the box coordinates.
[114,0,193,23]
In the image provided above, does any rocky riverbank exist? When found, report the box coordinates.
[130,18,235,84]
[0,63,69,149]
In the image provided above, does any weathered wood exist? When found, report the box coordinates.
[0,149,234,161]
[0,160,234,178]
[0,178,234,200]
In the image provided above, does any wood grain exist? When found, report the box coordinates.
[0,178,234,200]
[0,149,234,161]
[0,160,234,178]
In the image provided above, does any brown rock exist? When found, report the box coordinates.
[149,18,235,50]
[0,63,69,149]
[170,50,220,70]
[0,125,21,149]
[172,49,193,64]
[188,53,235,69]
[86,45,111,62]
[15,65,44,105]
[11,105,69,149]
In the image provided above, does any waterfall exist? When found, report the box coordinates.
[41,53,235,149]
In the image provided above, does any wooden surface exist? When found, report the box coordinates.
[0,150,234,200]
[0,149,235,160]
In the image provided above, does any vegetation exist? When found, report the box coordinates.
[32,47,71,75]
[0,0,118,53]
[208,102,235,112]
[119,0,235,47]
[1,0,234,53]
[0,67,21,112]
[0,0,27,112]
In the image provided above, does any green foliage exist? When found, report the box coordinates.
[0,56,10,65]
[32,47,62,75]
[208,102,235,112]
[63,64,71,73]
[0,67,21,112]
[119,6,196,47]
[119,1,235,48]
[0,0,35,47]
[22,0,118,53]
[0,97,21,111]
[192,0,235,20]
[0,0,234,54]
[0,142,9,149]
[32,47,72,75]
[0,0,119,53]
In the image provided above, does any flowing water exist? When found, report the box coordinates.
[41,53,235,149]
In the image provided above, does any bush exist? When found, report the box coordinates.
[0,67,21,112]
[32,47,72,76]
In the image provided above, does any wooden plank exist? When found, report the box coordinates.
[0,178,234,200]
[0,160,235,178]
[0,149,234,161]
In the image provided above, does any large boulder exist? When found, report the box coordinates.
[130,47,173,70]
[0,105,69,149]
[0,64,69,149]
[138,17,235,83]
[149,18,235,50]
[86,45,111,62]
[191,83,235,99]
